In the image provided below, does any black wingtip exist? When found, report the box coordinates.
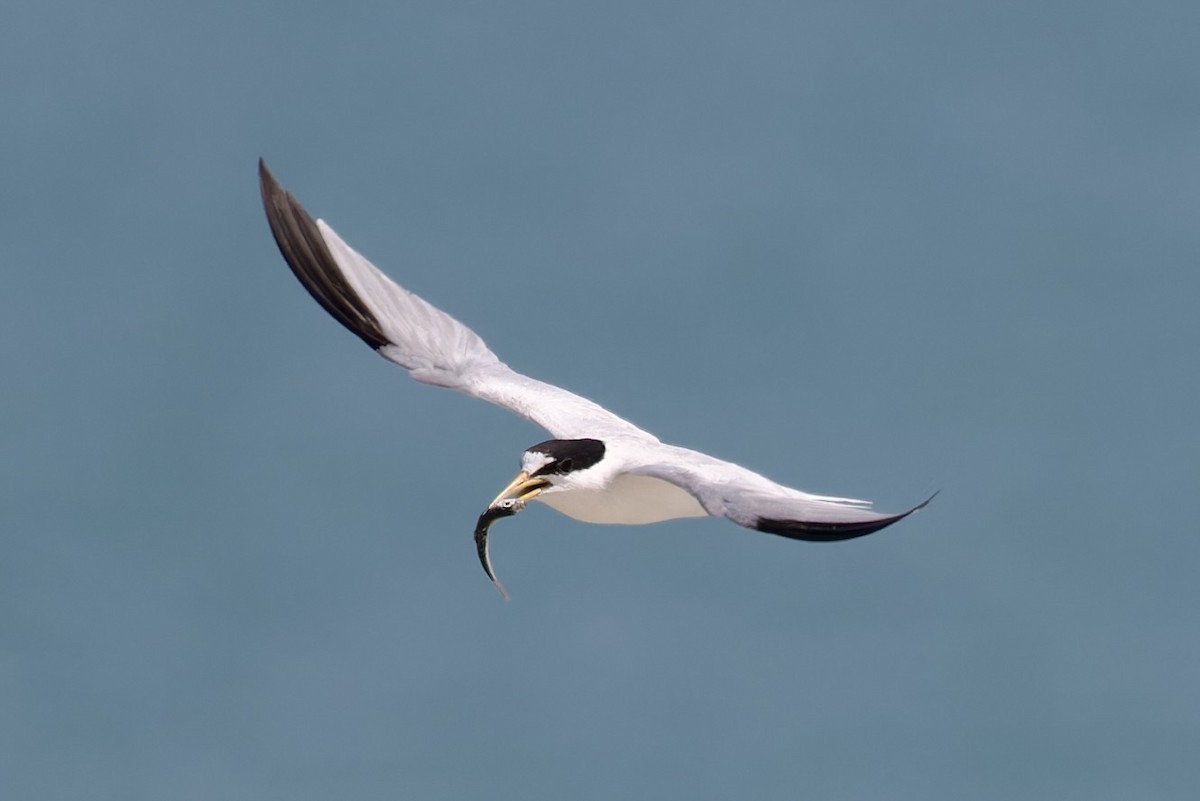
[912,490,939,513]
[258,160,391,351]
[755,491,938,543]
[258,158,283,203]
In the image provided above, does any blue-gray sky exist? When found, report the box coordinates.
[3,1,1198,798]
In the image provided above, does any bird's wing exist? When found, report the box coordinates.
[259,160,649,441]
[628,445,935,542]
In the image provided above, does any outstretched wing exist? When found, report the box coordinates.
[259,160,649,441]
[629,446,935,542]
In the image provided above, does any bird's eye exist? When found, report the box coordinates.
[499,499,517,510]
[557,458,574,473]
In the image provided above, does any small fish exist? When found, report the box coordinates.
[473,499,524,600]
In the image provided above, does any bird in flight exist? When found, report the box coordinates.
[258,160,934,599]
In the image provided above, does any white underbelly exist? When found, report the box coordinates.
[537,473,708,525]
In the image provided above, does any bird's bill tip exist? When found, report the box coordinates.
[487,471,551,509]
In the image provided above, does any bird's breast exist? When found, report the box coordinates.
[536,473,707,525]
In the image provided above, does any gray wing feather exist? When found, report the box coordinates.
[629,450,934,542]
[259,160,646,441]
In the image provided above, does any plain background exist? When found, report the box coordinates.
[3,1,1198,798]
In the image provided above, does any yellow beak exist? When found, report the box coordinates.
[488,471,551,508]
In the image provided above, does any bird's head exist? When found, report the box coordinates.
[486,438,608,512]
[473,438,608,598]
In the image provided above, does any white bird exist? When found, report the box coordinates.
[258,160,934,598]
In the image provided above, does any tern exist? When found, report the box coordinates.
[258,160,934,598]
